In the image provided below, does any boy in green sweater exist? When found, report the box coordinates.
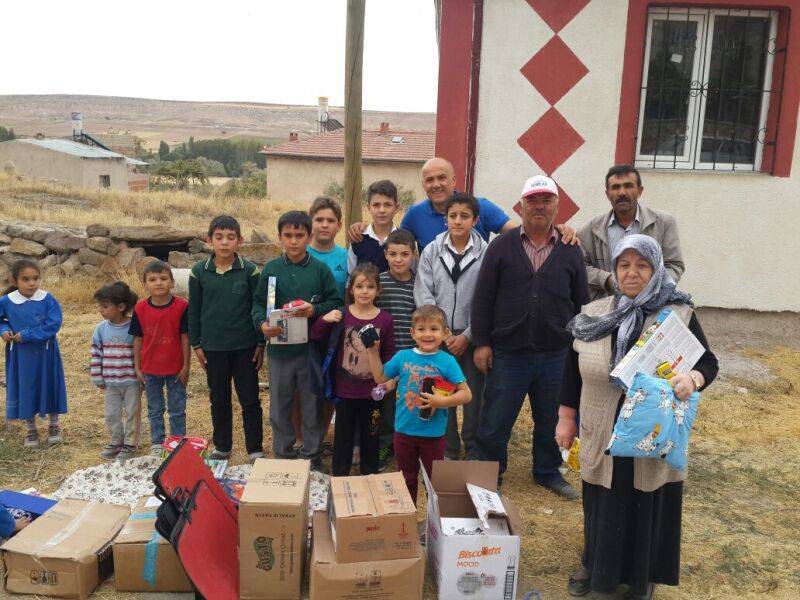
[253,211,341,470]
[189,215,265,461]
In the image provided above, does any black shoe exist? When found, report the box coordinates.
[626,584,654,600]
[378,446,394,472]
[537,477,580,500]
[567,567,591,597]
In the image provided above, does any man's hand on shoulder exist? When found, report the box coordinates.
[556,224,580,246]
[346,222,368,244]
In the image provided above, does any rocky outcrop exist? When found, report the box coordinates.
[0,219,280,285]
[108,226,202,244]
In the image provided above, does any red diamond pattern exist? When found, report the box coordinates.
[525,0,591,33]
[512,184,579,224]
[521,36,588,106]
[517,107,584,175]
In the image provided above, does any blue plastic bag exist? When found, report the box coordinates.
[606,372,699,471]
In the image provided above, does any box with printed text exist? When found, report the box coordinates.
[327,472,418,563]
[239,458,310,600]
[422,460,522,600]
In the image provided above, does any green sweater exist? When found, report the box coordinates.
[253,252,343,358]
[188,254,264,352]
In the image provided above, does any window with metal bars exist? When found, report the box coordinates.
[635,7,785,171]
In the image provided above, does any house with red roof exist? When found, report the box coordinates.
[260,123,434,204]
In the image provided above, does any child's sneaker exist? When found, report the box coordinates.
[47,425,63,445]
[100,444,121,459]
[24,431,39,449]
[248,451,264,464]
[116,445,136,461]
[150,444,164,456]
[208,449,231,461]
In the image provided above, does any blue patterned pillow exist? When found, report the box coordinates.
[606,372,699,471]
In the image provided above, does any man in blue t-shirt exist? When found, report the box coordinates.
[348,157,514,251]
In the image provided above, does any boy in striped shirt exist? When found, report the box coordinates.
[374,229,417,470]
[91,282,141,460]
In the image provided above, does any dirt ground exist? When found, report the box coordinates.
[0,297,799,599]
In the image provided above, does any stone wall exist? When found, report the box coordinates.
[0,220,281,283]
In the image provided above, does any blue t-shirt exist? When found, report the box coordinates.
[383,348,465,438]
[308,244,348,299]
[400,197,510,251]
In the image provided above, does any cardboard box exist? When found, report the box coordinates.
[239,458,311,599]
[422,460,523,600]
[328,472,418,563]
[112,496,193,592]
[310,511,424,600]
[1,498,129,599]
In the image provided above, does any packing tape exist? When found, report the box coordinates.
[30,500,98,571]
[143,530,160,587]
[129,512,158,521]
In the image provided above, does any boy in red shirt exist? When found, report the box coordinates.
[130,260,190,454]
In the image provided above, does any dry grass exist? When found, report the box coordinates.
[0,173,303,237]
[1,289,798,599]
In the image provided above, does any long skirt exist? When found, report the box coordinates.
[582,456,683,596]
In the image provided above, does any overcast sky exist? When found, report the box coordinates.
[1,0,439,113]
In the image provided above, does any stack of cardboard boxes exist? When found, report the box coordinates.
[310,471,425,600]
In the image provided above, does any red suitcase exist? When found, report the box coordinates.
[152,437,238,521]
[170,479,239,600]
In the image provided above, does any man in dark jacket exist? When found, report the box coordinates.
[472,175,589,498]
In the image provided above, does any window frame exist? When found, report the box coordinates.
[615,1,799,178]
[634,7,778,171]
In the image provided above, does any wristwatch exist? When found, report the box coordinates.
[689,371,703,391]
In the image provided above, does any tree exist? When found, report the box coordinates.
[157,159,208,189]
[0,127,15,142]
[158,140,170,160]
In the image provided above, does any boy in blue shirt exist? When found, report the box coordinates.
[366,304,471,503]
[308,196,348,298]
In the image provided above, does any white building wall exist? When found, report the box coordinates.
[0,140,129,191]
[474,0,800,312]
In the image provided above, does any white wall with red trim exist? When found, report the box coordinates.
[467,0,800,312]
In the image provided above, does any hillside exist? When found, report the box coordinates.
[0,94,436,149]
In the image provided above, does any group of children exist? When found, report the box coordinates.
[2,178,492,505]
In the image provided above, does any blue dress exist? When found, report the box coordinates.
[0,290,68,419]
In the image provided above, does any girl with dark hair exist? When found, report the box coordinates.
[311,263,396,475]
[0,259,68,448]
[91,281,141,460]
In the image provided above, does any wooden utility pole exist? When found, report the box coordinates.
[344,0,365,238]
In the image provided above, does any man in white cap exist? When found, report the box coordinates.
[471,175,589,498]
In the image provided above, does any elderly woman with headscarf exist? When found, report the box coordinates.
[556,234,718,600]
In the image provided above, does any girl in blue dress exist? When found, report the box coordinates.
[0,259,68,448]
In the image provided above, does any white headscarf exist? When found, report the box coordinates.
[567,234,692,365]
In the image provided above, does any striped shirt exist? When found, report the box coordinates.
[606,206,642,257]
[375,271,416,350]
[91,320,138,387]
[520,226,558,272]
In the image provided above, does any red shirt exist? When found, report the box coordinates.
[129,296,189,376]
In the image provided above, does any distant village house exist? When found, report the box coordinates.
[260,124,434,203]
[0,138,148,192]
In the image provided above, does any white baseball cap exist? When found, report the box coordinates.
[520,175,558,199]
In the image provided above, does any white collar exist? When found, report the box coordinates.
[444,232,474,255]
[8,289,48,304]
[364,223,397,244]
[412,347,439,356]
